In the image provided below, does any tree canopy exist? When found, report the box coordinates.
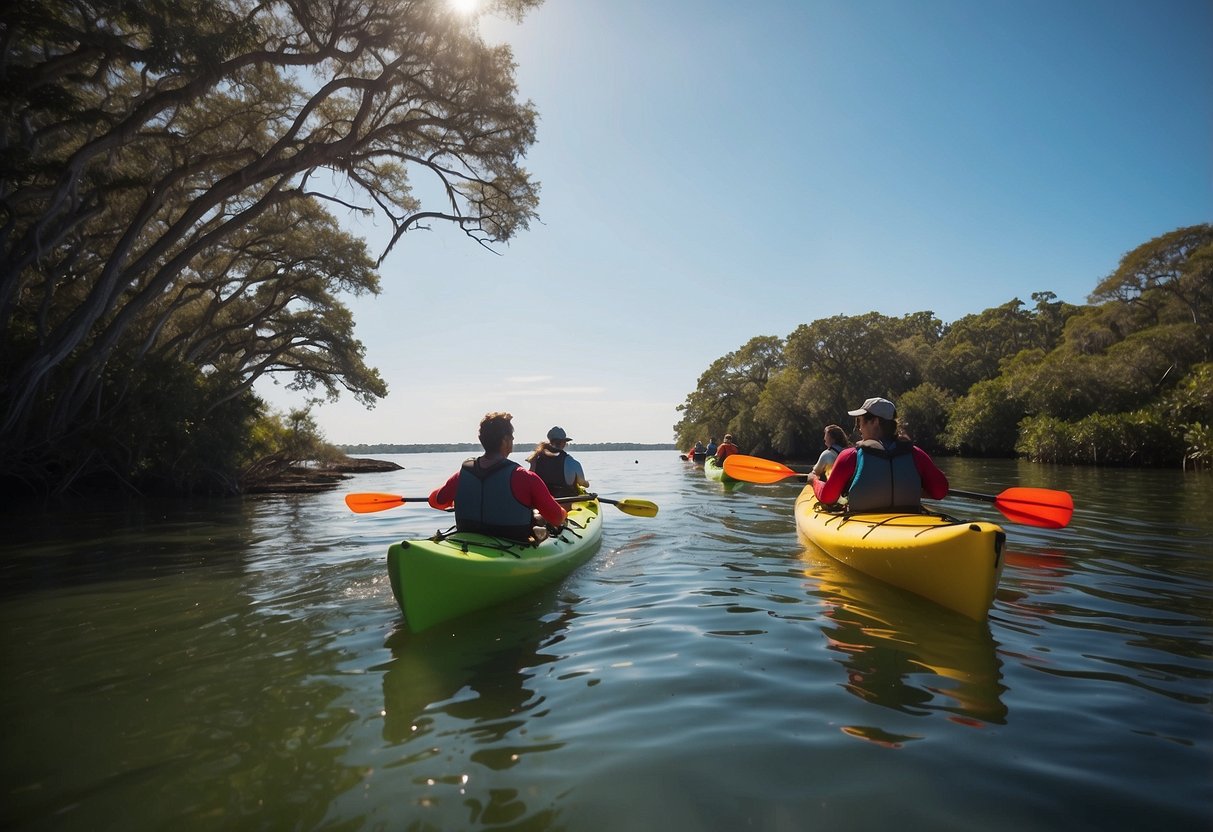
[676,225,1213,469]
[1,0,543,494]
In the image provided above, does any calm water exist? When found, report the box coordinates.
[1,452,1210,831]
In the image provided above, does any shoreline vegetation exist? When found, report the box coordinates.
[244,456,403,495]
[673,226,1212,472]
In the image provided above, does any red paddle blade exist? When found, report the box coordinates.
[344,492,408,513]
[993,487,1074,528]
[723,455,799,484]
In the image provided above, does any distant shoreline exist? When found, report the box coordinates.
[340,443,678,454]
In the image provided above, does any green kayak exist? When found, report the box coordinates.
[704,456,742,487]
[386,496,603,632]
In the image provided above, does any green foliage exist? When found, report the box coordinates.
[1016,411,1181,466]
[941,377,1025,456]
[1182,423,1213,470]
[1,0,541,495]
[674,335,784,452]
[897,383,954,453]
[924,296,1078,395]
[675,224,1211,468]
[240,408,344,489]
[1163,362,1213,469]
[1090,224,1213,331]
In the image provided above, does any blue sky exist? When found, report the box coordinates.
[260,0,1212,446]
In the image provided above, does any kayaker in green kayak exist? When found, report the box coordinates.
[712,434,740,465]
[429,412,568,543]
[807,397,949,512]
[527,426,589,498]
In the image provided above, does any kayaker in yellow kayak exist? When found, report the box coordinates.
[811,424,852,481]
[429,412,568,542]
[807,397,949,512]
[527,426,589,498]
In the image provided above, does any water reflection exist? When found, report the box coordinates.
[0,575,365,831]
[3,453,1210,831]
[800,544,1007,743]
[0,497,259,598]
[375,598,579,825]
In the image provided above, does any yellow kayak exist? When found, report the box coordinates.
[794,484,1006,621]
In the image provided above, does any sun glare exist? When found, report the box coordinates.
[448,0,480,15]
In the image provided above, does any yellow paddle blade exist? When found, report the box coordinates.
[723,454,801,484]
[609,498,659,517]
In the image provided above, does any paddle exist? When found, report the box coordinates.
[722,454,1074,528]
[345,493,434,513]
[947,488,1073,529]
[344,491,659,518]
[558,493,659,517]
[723,454,808,484]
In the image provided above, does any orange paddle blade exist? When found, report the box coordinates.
[723,454,802,484]
[344,492,421,513]
[992,487,1074,529]
[949,487,1075,528]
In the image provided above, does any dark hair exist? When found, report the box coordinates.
[854,413,900,442]
[877,416,899,441]
[478,411,514,452]
[824,424,851,447]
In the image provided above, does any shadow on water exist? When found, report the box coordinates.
[0,495,268,598]
[798,543,1007,744]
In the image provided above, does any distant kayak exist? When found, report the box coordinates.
[386,496,604,632]
[794,484,1006,621]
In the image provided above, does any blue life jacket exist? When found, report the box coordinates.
[531,449,577,498]
[455,457,534,541]
[845,440,922,512]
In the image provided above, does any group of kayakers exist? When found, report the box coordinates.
[428,413,589,544]
[685,434,740,465]
[690,396,948,512]
[428,395,948,547]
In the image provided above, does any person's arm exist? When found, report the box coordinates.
[429,470,461,510]
[811,449,831,476]
[812,448,854,503]
[568,458,588,488]
[513,468,568,526]
[912,446,949,499]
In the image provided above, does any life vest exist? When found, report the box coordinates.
[455,457,534,541]
[714,442,738,462]
[844,440,922,513]
[531,449,578,498]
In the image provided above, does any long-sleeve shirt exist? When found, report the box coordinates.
[429,465,567,526]
[811,445,949,505]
